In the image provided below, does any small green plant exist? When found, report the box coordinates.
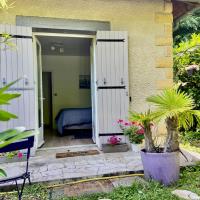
[130,110,156,152]
[117,119,144,144]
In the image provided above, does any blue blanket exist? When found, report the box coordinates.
[55,108,92,135]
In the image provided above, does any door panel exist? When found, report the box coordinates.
[0,24,36,132]
[34,37,44,148]
[95,31,129,138]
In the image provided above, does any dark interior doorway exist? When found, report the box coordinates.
[42,72,53,129]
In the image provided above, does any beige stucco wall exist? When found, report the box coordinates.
[0,0,173,127]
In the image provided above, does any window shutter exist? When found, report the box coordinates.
[96,31,129,144]
[0,24,35,131]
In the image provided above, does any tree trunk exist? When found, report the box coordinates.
[144,125,156,152]
[164,117,179,152]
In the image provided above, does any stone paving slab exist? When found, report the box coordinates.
[0,149,199,185]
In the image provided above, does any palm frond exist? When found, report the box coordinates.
[130,110,155,126]
[147,88,200,129]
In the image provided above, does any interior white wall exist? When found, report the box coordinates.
[42,55,91,128]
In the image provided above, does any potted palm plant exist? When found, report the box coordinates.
[131,88,200,185]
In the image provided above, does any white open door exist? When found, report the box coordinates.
[0,25,36,132]
[95,31,129,147]
[33,36,44,148]
[90,39,99,144]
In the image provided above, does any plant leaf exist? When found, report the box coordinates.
[0,130,35,148]
[0,109,17,121]
[0,168,7,177]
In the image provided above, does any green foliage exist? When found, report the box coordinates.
[0,128,34,149]
[147,88,200,130]
[130,110,154,129]
[181,142,200,154]
[1,184,48,200]
[123,126,144,144]
[174,34,200,73]
[180,129,200,146]
[59,182,180,200]
[0,169,7,177]
[174,9,200,45]
[0,33,15,49]
[0,80,20,121]
[4,151,17,159]
[174,34,200,111]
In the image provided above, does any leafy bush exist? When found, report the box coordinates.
[180,129,200,147]
[173,9,200,45]
[174,34,200,110]
[174,34,200,141]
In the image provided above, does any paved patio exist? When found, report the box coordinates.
[0,147,199,185]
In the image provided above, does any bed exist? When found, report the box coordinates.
[55,108,92,135]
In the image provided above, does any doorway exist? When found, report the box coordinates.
[34,33,96,148]
[42,72,53,129]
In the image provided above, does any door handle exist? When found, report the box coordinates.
[103,78,107,85]
[121,78,124,85]
[24,78,29,86]
[2,78,6,86]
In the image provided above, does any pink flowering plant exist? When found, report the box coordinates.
[117,119,144,144]
[107,135,121,145]
[3,150,24,160]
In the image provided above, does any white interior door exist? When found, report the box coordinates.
[33,36,44,148]
[95,31,129,146]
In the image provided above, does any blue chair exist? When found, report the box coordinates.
[0,135,34,200]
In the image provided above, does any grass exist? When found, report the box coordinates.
[61,165,200,200]
[181,143,200,154]
[1,164,200,200]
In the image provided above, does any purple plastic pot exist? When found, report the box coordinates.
[140,149,180,186]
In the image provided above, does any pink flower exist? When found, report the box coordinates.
[117,119,123,124]
[136,128,145,135]
[17,152,23,159]
[108,136,121,145]
[124,122,130,126]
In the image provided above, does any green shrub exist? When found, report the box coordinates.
[174,34,200,133]
[180,129,200,147]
